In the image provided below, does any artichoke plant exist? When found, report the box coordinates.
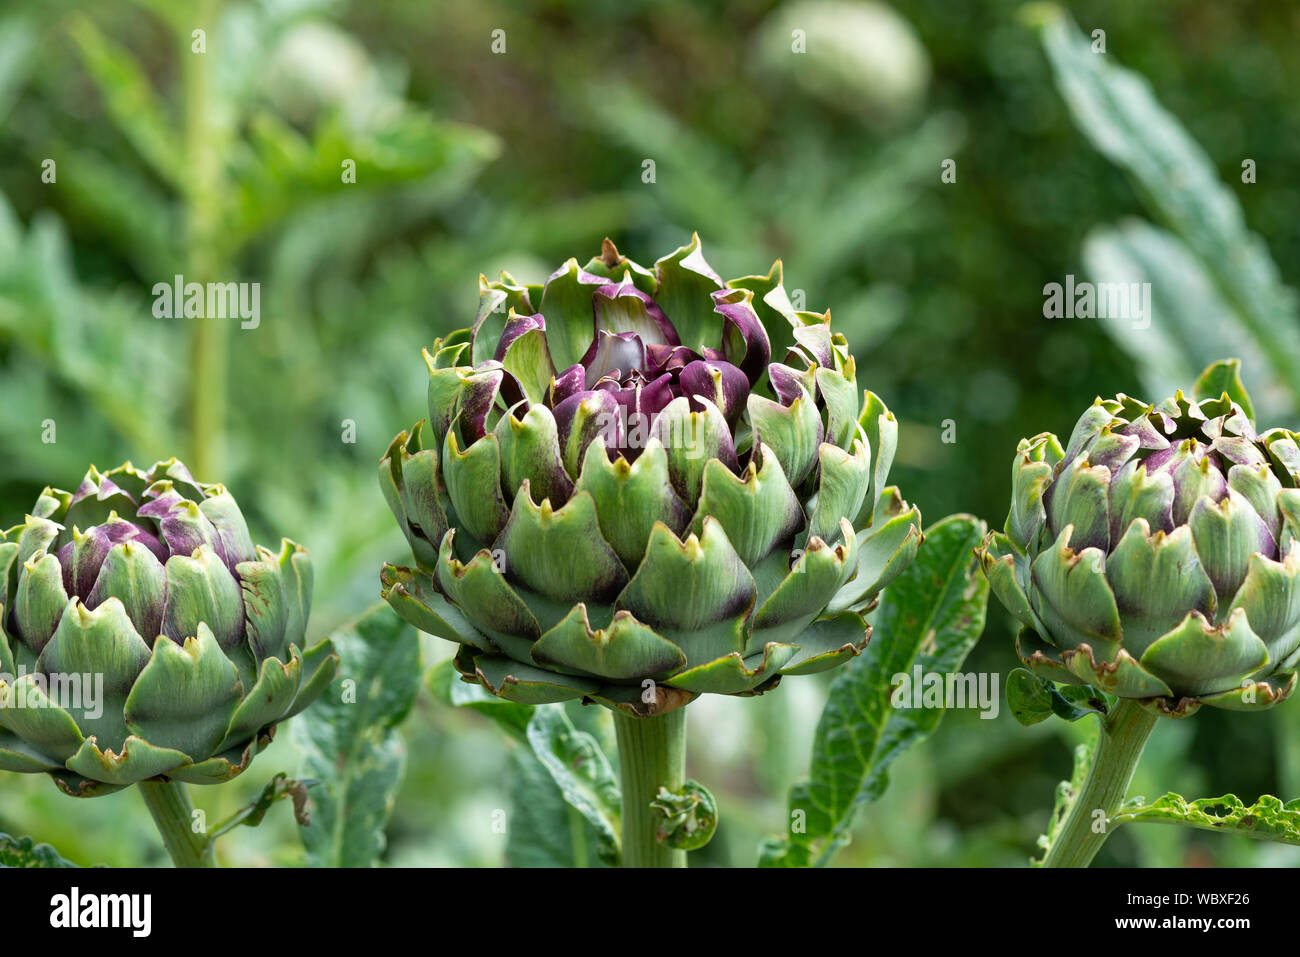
[380,235,921,718]
[0,459,336,798]
[978,388,1300,717]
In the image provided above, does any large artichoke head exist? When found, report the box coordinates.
[381,236,921,716]
[0,460,337,796]
[978,389,1300,717]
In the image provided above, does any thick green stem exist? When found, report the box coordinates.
[614,709,687,868]
[1041,698,1158,867]
[138,780,216,868]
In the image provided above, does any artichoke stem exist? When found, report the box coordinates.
[1041,699,1158,868]
[138,780,217,868]
[614,709,688,868]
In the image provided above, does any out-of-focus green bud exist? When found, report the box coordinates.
[753,0,931,128]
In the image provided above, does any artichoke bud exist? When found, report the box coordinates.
[981,384,1300,718]
[0,460,337,797]
[381,236,919,715]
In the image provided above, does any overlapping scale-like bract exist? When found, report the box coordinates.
[0,459,337,795]
[382,236,921,717]
[979,390,1300,717]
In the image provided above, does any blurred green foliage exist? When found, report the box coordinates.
[1,0,1298,867]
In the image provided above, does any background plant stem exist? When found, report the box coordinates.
[613,709,687,868]
[1041,698,1158,867]
[138,780,216,868]
[184,0,227,478]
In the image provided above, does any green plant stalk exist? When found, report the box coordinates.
[1041,698,1158,867]
[614,709,687,868]
[138,780,216,868]
[183,0,228,478]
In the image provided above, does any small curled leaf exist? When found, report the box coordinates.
[1007,668,1110,726]
[651,780,717,851]
[1006,668,1054,725]
[209,772,314,840]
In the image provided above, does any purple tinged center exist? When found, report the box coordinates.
[583,331,648,388]
[1063,403,1283,560]
[592,280,679,347]
[53,482,236,601]
[56,520,167,599]
[495,282,768,463]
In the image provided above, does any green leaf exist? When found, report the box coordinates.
[294,602,421,867]
[1194,359,1256,424]
[0,833,81,868]
[429,663,618,865]
[427,658,534,744]
[524,705,621,866]
[1006,667,1110,725]
[763,514,991,867]
[1113,793,1300,846]
[505,748,611,868]
[1029,5,1300,405]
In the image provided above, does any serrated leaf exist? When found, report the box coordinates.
[1031,5,1300,404]
[1114,793,1300,846]
[764,513,990,867]
[427,657,533,744]
[294,602,421,867]
[0,833,81,868]
[524,705,621,866]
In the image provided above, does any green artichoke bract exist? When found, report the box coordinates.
[978,390,1300,717]
[381,235,921,717]
[0,460,337,796]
